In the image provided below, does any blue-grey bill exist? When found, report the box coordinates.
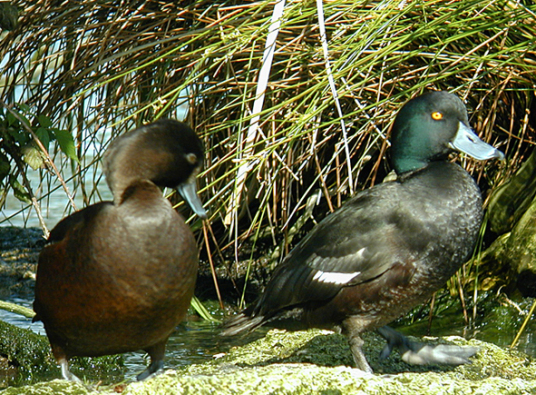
[178,179,207,219]
[450,122,504,161]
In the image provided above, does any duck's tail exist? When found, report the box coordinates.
[220,311,266,336]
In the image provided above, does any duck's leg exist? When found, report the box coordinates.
[377,326,478,366]
[59,358,82,382]
[342,318,373,373]
[51,345,82,382]
[136,341,166,381]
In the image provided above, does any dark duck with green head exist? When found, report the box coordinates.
[222,91,504,372]
[33,119,207,381]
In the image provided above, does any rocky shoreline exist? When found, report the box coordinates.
[1,328,536,394]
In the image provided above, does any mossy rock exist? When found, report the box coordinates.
[485,149,536,296]
[488,149,536,236]
[4,329,536,394]
[0,319,124,389]
[485,193,536,296]
[0,319,56,384]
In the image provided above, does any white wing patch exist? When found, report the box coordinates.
[312,270,359,285]
[309,248,366,284]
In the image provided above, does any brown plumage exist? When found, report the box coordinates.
[34,119,206,381]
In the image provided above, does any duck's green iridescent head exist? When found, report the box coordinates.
[390,91,504,175]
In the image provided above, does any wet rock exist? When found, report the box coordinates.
[0,227,44,296]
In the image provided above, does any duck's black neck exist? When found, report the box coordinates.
[396,158,461,183]
[393,152,451,177]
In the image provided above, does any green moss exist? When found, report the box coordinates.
[0,320,124,387]
[118,330,536,395]
[0,319,56,381]
[0,380,90,395]
[5,329,536,394]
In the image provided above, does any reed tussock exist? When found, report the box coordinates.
[1,0,535,304]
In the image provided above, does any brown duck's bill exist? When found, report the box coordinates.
[178,178,207,219]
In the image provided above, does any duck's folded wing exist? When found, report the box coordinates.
[34,202,113,322]
[253,184,426,316]
[46,202,112,243]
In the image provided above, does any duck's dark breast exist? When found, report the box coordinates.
[34,182,198,357]
[290,162,482,331]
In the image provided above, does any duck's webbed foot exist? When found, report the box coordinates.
[377,326,478,366]
[136,358,164,381]
[137,341,166,381]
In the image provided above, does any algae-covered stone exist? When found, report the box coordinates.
[0,380,90,395]
[488,149,536,235]
[507,197,536,268]
[6,329,536,394]
[485,149,536,295]
[0,319,124,388]
[504,195,536,296]
[0,319,56,385]
[116,329,536,395]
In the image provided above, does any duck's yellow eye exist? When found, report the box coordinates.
[431,112,443,121]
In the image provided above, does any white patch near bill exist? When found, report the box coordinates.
[312,270,359,285]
